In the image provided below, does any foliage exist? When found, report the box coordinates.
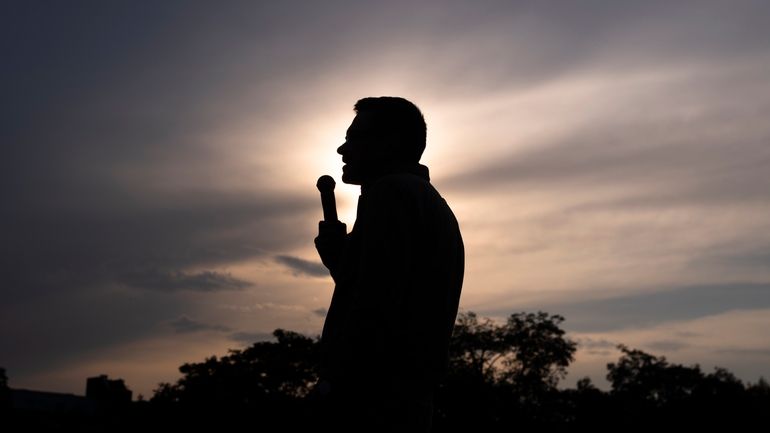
[499,311,577,395]
[607,343,702,405]
[447,311,508,384]
[447,310,577,395]
[150,329,320,408]
[436,310,578,429]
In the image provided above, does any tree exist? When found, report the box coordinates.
[747,376,770,396]
[576,376,598,392]
[499,311,577,396]
[151,329,320,407]
[438,311,576,429]
[745,377,770,425]
[605,344,760,427]
[446,311,577,395]
[697,366,744,398]
[606,344,704,406]
[447,311,509,384]
[0,367,10,413]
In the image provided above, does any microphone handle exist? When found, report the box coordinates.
[320,189,338,222]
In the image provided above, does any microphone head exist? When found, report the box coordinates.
[316,175,336,193]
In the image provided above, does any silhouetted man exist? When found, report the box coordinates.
[314,97,464,432]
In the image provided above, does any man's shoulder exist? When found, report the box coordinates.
[366,173,457,226]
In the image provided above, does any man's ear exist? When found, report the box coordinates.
[373,137,401,160]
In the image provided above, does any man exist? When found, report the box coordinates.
[314,96,464,432]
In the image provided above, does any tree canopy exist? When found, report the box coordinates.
[151,329,320,407]
[448,310,577,395]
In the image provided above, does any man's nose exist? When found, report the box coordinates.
[337,143,345,155]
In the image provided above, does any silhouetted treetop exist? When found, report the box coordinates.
[447,310,576,398]
[151,329,320,407]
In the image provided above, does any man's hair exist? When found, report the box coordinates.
[354,96,427,163]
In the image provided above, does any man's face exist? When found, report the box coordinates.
[337,113,387,185]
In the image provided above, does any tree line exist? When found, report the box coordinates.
[146,310,770,430]
[4,311,770,431]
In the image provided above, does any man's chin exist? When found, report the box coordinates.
[341,167,363,185]
[341,172,362,185]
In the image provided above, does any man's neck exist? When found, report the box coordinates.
[360,160,430,195]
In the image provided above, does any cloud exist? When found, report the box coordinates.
[168,316,231,334]
[575,337,617,350]
[485,283,770,333]
[573,336,618,356]
[647,340,689,353]
[216,302,311,314]
[312,308,328,317]
[274,255,329,278]
[120,268,252,292]
[2,188,316,301]
[0,285,192,378]
[575,283,770,332]
[444,66,770,200]
[555,307,770,390]
[439,61,770,303]
[715,347,770,357]
[228,331,276,345]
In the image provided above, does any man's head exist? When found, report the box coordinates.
[337,96,427,185]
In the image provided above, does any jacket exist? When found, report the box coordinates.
[315,162,464,392]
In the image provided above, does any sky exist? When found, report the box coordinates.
[2,0,770,399]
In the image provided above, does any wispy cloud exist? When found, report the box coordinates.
[168,316,231,334]
[485,283,770,333]
[121,268,252,292]
[274,255,329,278]
[228,331,276,345]
[647,340,690,353]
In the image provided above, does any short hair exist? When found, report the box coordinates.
[354,96,427,162]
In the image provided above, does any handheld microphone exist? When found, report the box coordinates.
[316,175,338,222]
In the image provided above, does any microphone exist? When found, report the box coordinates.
[316,175,338,222]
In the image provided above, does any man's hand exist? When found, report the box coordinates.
[314,220,347,282]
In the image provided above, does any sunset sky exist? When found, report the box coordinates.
[3,1,770,399]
